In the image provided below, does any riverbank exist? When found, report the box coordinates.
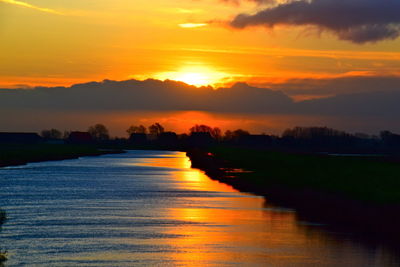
[0,144,124,168]
[187,146,400,237]
[0,208,6,264]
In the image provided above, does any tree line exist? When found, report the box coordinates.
[39,123,400,153]
[40,123,251,141]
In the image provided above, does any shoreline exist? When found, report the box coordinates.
[0,144,124,168]
[3,146,400,238]
[187,149,400,239]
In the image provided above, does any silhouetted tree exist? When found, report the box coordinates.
[63,130,71,140]
[41,129,62,139]
[232,129,250,138]
[354,132,370,139]
[88,124,109,141]
[212,127,222,140]
[190,124,222,139]
[282,126,348,139]
[148,123,164,136]
[224,129,250,141]
[281,126,358,151]
[126,125,147,135]
[224,130,233,140]
[190,124,211,133]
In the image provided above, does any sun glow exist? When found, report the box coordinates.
[175,72,210,86]
[155,65,229,87]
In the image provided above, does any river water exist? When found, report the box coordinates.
[0,150,398,266]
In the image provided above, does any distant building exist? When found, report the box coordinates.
[129,133,147,145]
[0,132,42,144]
[146,134,158,141]
[67,131,93,144]
[158,132,178,147]
[188,132,214,147]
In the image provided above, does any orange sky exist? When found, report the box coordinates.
[1,0,400,88]
[1,0,400,135]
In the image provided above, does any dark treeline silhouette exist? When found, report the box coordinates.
[41,129,62,140]
[189,125,222,140]
[100,124,400,154]
[2,123,400,154]
[88,124,110,141]
[279,126,377,153]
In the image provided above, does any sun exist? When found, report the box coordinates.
[175,72,209,86]
[155,64,229,87]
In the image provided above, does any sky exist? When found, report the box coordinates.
[1,79,400,136]
[1,0,400,135]
[1,0,399,88]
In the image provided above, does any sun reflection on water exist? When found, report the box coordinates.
[4,151,397,266]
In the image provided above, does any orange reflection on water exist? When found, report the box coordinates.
[163,201,310,266]
[174,168,239,192]
[141,152,301,265]
[128,151,238,192]
[130,152,192,169]
[112,151,396,266]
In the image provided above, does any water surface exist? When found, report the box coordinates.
[0,150,398,266]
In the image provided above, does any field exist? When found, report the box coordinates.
[209,146,400,204]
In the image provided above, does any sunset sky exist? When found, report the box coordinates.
[1,0,400,135]
[1,0,399,87]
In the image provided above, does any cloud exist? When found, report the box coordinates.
[0,0,62,15]
[297,90,400,117]
[257,75,400,99]
[230,0,400,44]
[1,77,399,118]
[1,78,400,134]
[0,79,293,113]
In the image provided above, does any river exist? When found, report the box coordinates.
[0,150,398,266]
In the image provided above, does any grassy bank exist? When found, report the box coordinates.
[188,146,400,234]
[0,144,124,168]
[209,146,400,204]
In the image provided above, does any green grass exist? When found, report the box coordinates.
[210,146,400,204]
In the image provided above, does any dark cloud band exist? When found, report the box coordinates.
[230,0,400,43]
[1,77,399,117]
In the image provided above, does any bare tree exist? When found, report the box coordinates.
[224,129,250,141]
[88,124,110,141]
[41,128,62,139]
[126,125,147,135]
[190,124,222,139]
[63,130,71,140]
[232,129,250,138]
[148,123,164,136]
